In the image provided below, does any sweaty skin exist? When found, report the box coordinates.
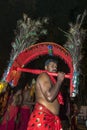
[35,61,65,115]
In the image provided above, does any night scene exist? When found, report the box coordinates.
[0,0,87,130]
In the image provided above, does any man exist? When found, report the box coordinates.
[27,59,65,130]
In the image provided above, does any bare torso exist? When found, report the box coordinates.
[36,72,60,115]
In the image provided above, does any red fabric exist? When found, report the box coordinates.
[27,103,63,130]
[0,105,18,130]
[57,92,64,105]
[6,42,73,95]
[16,106,30,130]
[0,118,16,130]
[1,105,18,125]
[49,75,64,105]
[0,105,31,130]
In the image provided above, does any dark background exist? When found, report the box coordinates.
[0,0,87,75]
[0,1,87,104]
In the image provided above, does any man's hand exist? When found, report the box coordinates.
[57,72,65,82]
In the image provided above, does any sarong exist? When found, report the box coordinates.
[0,105,18,130]
[27,103,63,130]
[16,106,30,130]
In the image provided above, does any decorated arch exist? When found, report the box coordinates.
[6,42,74,96]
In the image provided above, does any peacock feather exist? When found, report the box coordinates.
[10,13,48,62]
[63,10,87,96]
[1,13,48,90]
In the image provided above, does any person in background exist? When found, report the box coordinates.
[71,103,78,130]
[16,83,35,130]
[0,89,22,130]
[27,59,65,130]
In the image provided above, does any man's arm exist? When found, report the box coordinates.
[38,72,65,102]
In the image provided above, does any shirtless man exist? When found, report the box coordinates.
[27,59,65,130]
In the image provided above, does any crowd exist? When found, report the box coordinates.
[0,81,35,130]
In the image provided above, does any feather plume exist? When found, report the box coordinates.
[64,10,86,69]
[10,13,48,62]
[63,10,87,96]
[1,13,48,84]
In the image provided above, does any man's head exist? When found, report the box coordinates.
[45,59,57,72]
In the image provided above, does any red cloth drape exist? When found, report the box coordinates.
[27,103,63,130]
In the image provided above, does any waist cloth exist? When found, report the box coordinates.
[27,102,63,130]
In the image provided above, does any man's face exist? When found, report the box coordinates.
[45,61,57,72]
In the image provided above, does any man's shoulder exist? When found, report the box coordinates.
[39,72,49,76]
[37,72,49,80]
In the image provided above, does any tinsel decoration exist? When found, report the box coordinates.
[1,13,48,90]
[0,82,8,93]
[63,10,87,97]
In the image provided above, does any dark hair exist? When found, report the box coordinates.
[45,59,57,66]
